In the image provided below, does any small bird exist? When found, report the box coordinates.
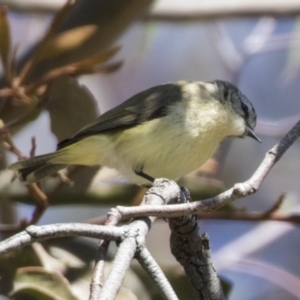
[9,80,260,186]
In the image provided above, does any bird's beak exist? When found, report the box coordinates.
[246,126,261,143]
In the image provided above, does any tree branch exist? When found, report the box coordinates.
[90,179,182,300]
[136,246,179,300]
[0,223,124,254]
[89,209,121,300]
[169,215,225,300]
[5,0,300,19]
[147,1,300,21]
[89,240,110,300]
[97,235,138,300]
[116,119,300,219]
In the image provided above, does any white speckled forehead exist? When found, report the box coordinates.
[176,81,218,103]
[202,82,218,94]
[181,82,200,95]
[177,81,217,94]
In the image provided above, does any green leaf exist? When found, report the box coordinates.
[49,246,86,269]
[12,267,79,300]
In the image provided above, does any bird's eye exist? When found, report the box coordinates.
[241,101,249,119]
[223,87,229,100]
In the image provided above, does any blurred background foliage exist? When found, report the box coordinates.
[0,0,300,299]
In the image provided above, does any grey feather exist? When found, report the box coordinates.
[57,83,183,149]
[9,153,67,182]
[24,164,68,183]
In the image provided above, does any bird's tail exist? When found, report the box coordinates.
[9,153,68,183]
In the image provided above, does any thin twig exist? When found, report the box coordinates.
[26,183,49,225]
[194,193,289,222]
[0,221,27,233]
[2,135,27,160]
[196,211,300,224]
[3,132,50,225]
[262,193,286,216]
[136,246,179,300]
[87,215,108,225]
[4,132,74,226]
[89,210,120,300]
[97,235,137,300]
[89,240,110,300]
[24,65,79,94]
[29,136,36,157]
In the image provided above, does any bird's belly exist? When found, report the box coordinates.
[109,118,220,185]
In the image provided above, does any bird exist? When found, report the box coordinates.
[9,80,260,186]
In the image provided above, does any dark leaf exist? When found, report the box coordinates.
[20,0,154,82]
[72,46,121,73]
[35,25,98,61]
[45,75,98,142]
[0,6,10,75]
[45,76,99,191]
[0,246,42,295]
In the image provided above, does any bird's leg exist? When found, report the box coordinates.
[134,164,155,183]
[180,186,197,222]
[179,186,192,203]
[134,165,197,221]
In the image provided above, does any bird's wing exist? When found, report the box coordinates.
[57,83,182,149]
